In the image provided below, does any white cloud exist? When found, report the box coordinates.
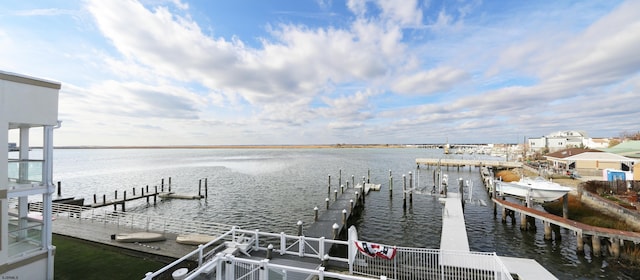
[392,67,469,95]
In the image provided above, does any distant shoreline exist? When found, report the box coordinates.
[53,144,414,149]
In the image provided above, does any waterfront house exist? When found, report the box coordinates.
[528,130,592,153]
[543,148,601,171]
[1,71,60,279]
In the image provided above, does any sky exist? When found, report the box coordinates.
[2,0,639,146]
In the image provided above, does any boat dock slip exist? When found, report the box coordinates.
[416,158,522,168]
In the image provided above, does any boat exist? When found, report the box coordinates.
[114,232,166,243]
[494,177,570,202]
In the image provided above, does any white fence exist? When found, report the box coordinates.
[38,203,513,279]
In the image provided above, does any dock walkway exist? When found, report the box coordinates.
[306,184,367,239]
[493,198,640,243]
[439,192,557,279]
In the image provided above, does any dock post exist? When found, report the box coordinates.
[610,238,620,259]
[361,177,366,204]
[342,209,347,225]
[198,179,202,197]
[332,223,339,239]
[133,187,136,196]
[592,235,601,257]
[389,175,393,198]
[520,209,528,231]
[161,178,164,192]
[402,174,407,210]
[267,244,273,259]
[367,169,370,183]
[458,178,464,209]
[339,169,342,190]
[409,172,413,203]
[355,192,359,207]
[297,221,303,236]
[334,190,338,201]
[205,178,208,198]
[350,199,354,212]
[115,190,118,199]
[146,185,149,193]
[562,193,569,219]
[326,198,330,210]
[102,194,106,205]
[341,184,344,194]
[57,181,61,196]
[328,174,331,196]
[502,208,507,223]
[314,207,319,221]
[576,232,584,252]
[93,194,97,204]
[352,175,355,190]
[122,191,126,212]
[544,222,552,240]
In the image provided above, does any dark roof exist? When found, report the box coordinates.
[545,148,601,159]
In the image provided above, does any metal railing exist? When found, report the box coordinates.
[144,226,513,280]
[143,227,351,279]
[178,253,384,280]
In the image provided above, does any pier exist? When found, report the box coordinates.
[416,158,522,169]
[492,198,640,257]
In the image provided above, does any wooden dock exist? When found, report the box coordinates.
[305,184,366,239]
[416,158,522,168]
[493,198,640,254]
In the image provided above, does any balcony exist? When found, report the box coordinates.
[8,212,45,259]
[7,159,46,194]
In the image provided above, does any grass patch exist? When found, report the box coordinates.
[543,195,636,231]
[53,234,166,280]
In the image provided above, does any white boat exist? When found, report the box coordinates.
[494,177,570,202]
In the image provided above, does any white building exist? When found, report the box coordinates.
[1,71,60,279]
[528,130,590,153]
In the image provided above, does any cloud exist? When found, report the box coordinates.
[392,66,469,95]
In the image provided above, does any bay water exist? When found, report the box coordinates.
[42,148,636,279]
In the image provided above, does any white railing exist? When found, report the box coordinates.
[145,226,513,280]
[143,227,351,279]
[179,253,385,280]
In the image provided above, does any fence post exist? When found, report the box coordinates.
[299,236,305,257]
[319,237,325,259]
[280,232,286,255]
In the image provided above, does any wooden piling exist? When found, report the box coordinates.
[338,169,342,190]
[389,175,393,198]
[93,194,97,204]
[57,181,61,196]
[610,238,620,259]
[592,235,601,257]
[205,178,208,198]
[198,179,202,197]
[562,193,569,219]
[328,174,331,196]
[544,221,552,240]
[576,232,584,252]
[402,174,407,210]
[122,191,127,212]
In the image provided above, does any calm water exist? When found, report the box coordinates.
[33,148,637,279]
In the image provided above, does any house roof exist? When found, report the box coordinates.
[544,148,601,159]
[564,152,637,162]
[600,140,640,158]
